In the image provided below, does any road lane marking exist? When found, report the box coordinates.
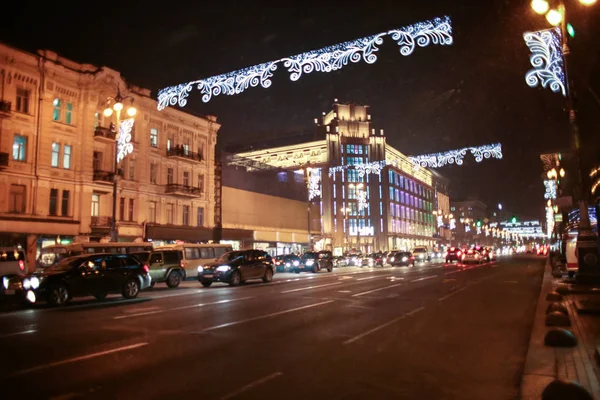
[280,282,342,293]
[123,306,162,313]
[343,306,426,345]
[352,283,403,297]
[337,290,351,293]
[357,276,380,281]
[10,342,149,376]
[444,270,462,275]
[202,300,335,332]
[113,297,252,319]
[438,287,467,301]
[0,329,36,339]
[410,275,437,282]
[220,372,283,400]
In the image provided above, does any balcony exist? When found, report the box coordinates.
[91,216,112,227]
[0,152,8,168]
[93,170,114,184]
[0,100,11,118]
[165,183,202,198]
[94,126,116,140]
[166,147,204,162]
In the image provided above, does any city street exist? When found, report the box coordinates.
[0,255,543,400]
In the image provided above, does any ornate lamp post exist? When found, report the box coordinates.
[103,89,137,242]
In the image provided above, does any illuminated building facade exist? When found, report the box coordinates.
[230,102,437,254]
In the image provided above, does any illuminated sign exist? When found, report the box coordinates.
[523,27,565,97]
[116,118,135,163]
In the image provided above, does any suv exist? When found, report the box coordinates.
[412,247,430,262]
[198,250,274,287]
[296,251,333,273]
[132,250,185,288]
[445,247,463,264]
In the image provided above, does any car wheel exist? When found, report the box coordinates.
[93,292,108,301]
[262,268,273,283]
[122,279,140,299]
[149,281,156,288]
[48,285,70,306]
[166,270,182,288]
[312,265,319,273]
[201,281,212,288]
[327,265,333,272]
[229,270,241,286]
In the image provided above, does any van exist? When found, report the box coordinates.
[155,244,233,280]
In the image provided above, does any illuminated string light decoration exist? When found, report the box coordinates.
[523,27,566,97]
[544,179,557,199]
[357,190,368,211]
[116,118,135,163]
[436,215,443,228]
[307,168,322,201]
[409,143,503,168]
[449,218,456,230]
[157,16,453,110]
[546,206,555,237]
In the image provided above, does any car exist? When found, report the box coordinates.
[9,253,152,306]
[0,247,27,296]
[295,251,334,273]
[389,251,415,267]
[362,253,385,267]
[131,250,185,288]
[461,249,483,264]
[345,253,362,266]
[333,256,348,267]
[274,254,300,273]
[412,247,430,262]
[445,247,463,264]
[197,250,274,287]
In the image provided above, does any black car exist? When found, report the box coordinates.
[12,253,152,306]
[274,254,300,273]
[445,247,463,264]
[295,251,333,273]
[198,250,274,287]
[389,251,415,267]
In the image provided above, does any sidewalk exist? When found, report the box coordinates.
[520,257,600,399]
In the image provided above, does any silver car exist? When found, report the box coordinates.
[462,249,483,264]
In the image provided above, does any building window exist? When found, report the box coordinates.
[94,112,101,128]
[183,171,189,186]
[167,168,174,184]
[49,188,58,216]
[148,201,156,223]
[93,151,103,171]
[12,135,27,161]
[128,159,135,180]
[119,197,125,221]
[197,174,204,192]
[65,102,73,124]
[167,138,172,151]
[150,128,158,147]
[91,194,99,217]
[198,142,205,161]
[9,184,26,213]
[183,143,189,155]
[51,142,60,167]
[150,163,158,184]
[197,207,204,227]
[128,199,134,221]
[63,145,72,169]
[61,190,70,216]
[52,98,61,121]
[183,205,190,226]
[16,88,30,114]
[166,204,174,224]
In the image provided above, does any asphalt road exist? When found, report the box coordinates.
[0,255,544,400]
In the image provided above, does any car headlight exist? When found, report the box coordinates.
[402,257,408,262]
[216,265,231,272]
[22,278,31,290]
[390,257,395,262]
[197,266,204,273]
[285,262,291,267]
[293,260,299,266]
[30,276,40,289]
[419,254,424,258]
[368,259,374,265]
[2,277,8,290]
[26,290,36,304]
[306,260,314,266]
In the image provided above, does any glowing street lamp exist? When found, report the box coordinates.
[531,0,550,14]
[546,8,563,26]
[103,88,137,242]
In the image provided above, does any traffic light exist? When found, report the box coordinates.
[476,220,482,227]
[567,23,575,38]
[511,216,517,224]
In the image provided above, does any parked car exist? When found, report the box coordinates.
[0,247,27,295]
[389,251,415,267]
[197,250,274,287]
[295,251,333,273]
[274,254,300,273]
[8,253,152,306]
[412,247,431,262]
[461,249,483,265]
[131,250,185,288]
[445,247,463,264]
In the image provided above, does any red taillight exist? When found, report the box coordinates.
[143,264,150,273]
[180,261,185,268]
[410,256,415,260]
[18,260,24,271]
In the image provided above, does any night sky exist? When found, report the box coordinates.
[2,0,599,219]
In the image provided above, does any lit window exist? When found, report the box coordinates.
[12,135,27,161]
[91,194,99,217]
[51,142,60,167]
[52,98,61,121]
[150,128,158,147]
[65,102,73,124]
[63,145,72,169]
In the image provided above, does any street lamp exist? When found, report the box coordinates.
[103,88,136,242]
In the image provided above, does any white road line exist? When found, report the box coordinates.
[410,275,437,282]
[280,282,342,293]
[444,270,462,275]
[357,276,380,281]
[202,300,335,332]
[343,306,426,345]
[438,287,467,301]
[10,342,149,376]
[0,329,36,339]
[123,306,162,313]
[114,297,252,319]
[220,372,283,400]
[352,283,403,297]
[337,290,351,293]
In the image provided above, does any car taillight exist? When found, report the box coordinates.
[143,264,150,273]
[18,260,25,271]
[180,261,185,268]
[410,256,415,260]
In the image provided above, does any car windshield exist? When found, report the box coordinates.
[216,251,244,263]
[45,256,86,272]
[283,255,299,261]
[302,252,317,260]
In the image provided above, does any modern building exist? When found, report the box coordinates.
[228,101,439,254]
[0,43,218,264]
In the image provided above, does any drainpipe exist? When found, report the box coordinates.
[32,54,45,215]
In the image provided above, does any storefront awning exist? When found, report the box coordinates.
[145,224,213,242]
